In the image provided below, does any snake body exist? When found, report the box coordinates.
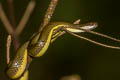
[6,22,97,79]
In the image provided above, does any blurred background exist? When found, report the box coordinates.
[0,0,120,80]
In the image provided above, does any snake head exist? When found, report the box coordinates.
[64,22,98,33]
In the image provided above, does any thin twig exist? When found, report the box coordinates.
[72,25,120,43]
[0,3,14,34]
[0,2,20,50]
[81,30,120,42]
[39,0,58,32]
[73,19,80,24]
[66,30,120,49]
[12,34,20,50]
[6,35,11,64]
[16,0,36,35]
[7,0,16,28]
[7,0,20,50]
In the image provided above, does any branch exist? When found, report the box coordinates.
[66,30,120,49]
[73,19,80,24]
[16,0,36,35]
[0,3,14,34]
[7,0,16,28]
[39,0,58,32]
[6,35,11,64]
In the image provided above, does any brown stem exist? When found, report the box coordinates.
[66,30,120,49]
[0,3,14,34]
[16,0,35,35]
[73,19,80,24]
[39,0,58,32]
[12,32,20,50]
[0,3,19,50]
[5,35,12,80]
[7,0,16,28]
[7,0,20,50]
[6,35,12,64]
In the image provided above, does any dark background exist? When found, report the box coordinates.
[0,0,120,80]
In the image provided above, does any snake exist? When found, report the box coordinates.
[6,22,98,79]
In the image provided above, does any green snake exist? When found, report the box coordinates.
[6,22,101,79]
